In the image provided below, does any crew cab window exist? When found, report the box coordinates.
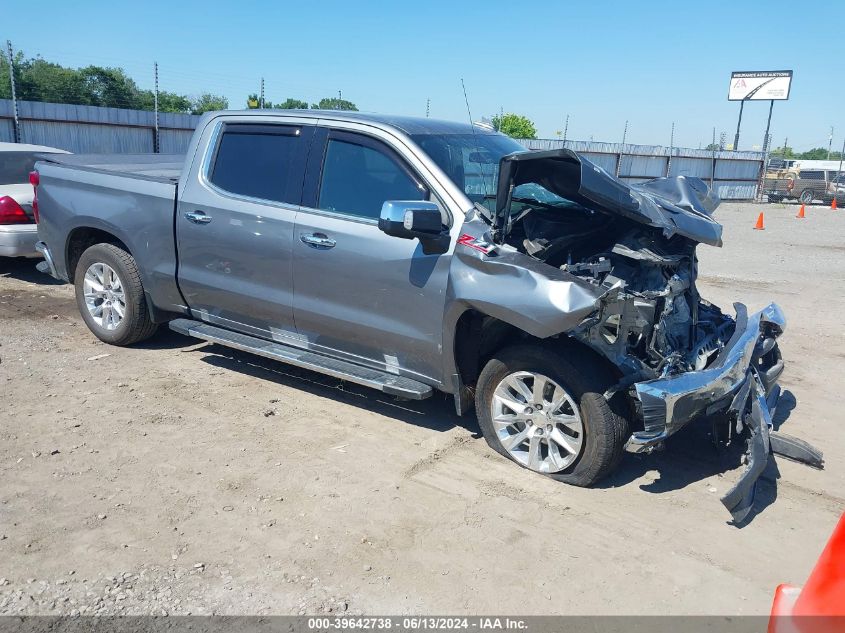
[798,170,824,180]
[318,138,427,220]
[209,125,304,204]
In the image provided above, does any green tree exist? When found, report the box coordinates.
[2,50,219,114]
[246,94,282,109]
[491,113,537,139]
[276,98,309,109]
[77,66,142,108]
[18,58,89,104]
[135,89,192,113]
[190,93,228,114]
[705,143,720,151]
[769,146,795,158]
[2,52,90,104]
[797,147,841,160]
[311,97,358,111]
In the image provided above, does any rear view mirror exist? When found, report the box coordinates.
[467,151,497,164]
[378,201,449,255]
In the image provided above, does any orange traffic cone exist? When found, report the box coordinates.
[796,205,805,219]
[768,512,845,633]
[754,212,765,230]
[832,198,838,210]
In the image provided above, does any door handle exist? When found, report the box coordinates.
[185,210,212,224]
[299,233,336,249]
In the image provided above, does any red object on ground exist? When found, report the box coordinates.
[754,212,766,230]
[769,513,845,633]
[833,198,838,210]
[796,205,805,219]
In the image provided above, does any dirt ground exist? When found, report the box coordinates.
[1,201,843,616]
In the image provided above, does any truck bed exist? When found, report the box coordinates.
[36,153,184,183]
[34,153,186,314]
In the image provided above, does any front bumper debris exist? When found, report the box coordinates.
[622,302,823,522]
[626,303,785,453]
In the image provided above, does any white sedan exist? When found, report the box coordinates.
[0,142,70,257]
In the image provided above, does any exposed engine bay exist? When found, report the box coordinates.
[507,205,735,382]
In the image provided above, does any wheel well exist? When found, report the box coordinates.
[453,309,622,389]
[66,228,128,281]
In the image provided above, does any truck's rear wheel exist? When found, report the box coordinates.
[74,243,158,346]
[475,344,630,487]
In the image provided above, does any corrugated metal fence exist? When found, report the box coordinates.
[0,99,200,154]
[522,139,764,200]
[1,99,764,200]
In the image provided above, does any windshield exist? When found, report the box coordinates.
[411,132,525,203]
[412,133,592,215]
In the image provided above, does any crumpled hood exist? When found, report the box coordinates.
[495,149,723,247]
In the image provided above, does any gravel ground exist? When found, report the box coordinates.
[1,201,843,616]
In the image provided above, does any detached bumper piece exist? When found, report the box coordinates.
[625,302,824,522]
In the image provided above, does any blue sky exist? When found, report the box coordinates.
[3,0,840,151]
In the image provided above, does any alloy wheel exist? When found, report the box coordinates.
[490,371,584,473]
[83,262,126,331]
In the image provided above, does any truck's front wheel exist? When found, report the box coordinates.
[475,344,630,487]
[74,243,158,346]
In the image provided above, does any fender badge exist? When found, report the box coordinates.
[457,233,493,254]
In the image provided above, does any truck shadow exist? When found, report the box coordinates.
[0,257,64,285]
[195,344,481,436]
[603,413,788,525]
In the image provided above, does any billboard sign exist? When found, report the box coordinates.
[728,70,793,101]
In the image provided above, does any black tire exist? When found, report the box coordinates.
[74,243,158,346]
[799,189,814,205]
[475,344,630,487]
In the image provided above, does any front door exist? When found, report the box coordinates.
[292,128,452,381]
[177,121,314,340]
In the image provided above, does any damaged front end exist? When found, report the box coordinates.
[478,148,823,521]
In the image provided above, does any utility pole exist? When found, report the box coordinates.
[710,127,716,189]
[667,121,675,177]
[837,136,845,181]
[6,40,20,143]
[259,77,265,109]
[426,98,430,118]
[153,62,160,154]
[617,120,628,178]
[562,114,569,145]
[338,89,342,100]
[828,126,834,160]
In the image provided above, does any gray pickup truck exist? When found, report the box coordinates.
[34,110,820,521]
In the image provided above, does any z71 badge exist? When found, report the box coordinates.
[457,233,493,254]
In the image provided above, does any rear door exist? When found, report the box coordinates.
[177,120,315,339]
[292,127,453,381]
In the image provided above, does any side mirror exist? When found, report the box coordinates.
[378,201,449,254]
